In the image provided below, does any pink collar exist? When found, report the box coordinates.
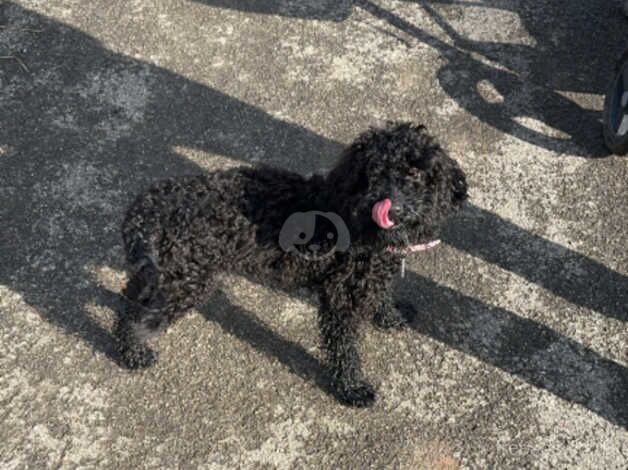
[387,239,441,254]
[386,240,441,278]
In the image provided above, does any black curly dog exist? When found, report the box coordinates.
[115,122,468,406]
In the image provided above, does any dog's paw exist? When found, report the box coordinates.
[374,301,415,329]
[334,380,376,407]
[118,343,158,370]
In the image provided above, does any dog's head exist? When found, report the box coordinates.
[326,122,467,251]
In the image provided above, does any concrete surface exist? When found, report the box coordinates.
[1,0,627,468]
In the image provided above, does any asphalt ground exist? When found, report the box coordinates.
[1,1,627,468]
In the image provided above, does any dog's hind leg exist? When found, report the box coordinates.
[115,263,174,369]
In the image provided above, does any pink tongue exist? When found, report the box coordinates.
[372,199,394,229]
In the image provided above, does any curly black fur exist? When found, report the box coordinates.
[115,122,468,406]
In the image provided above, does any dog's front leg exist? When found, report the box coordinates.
[373,288,414,329]
[319,302,375,407]
[369,257,413,329]
[374,292,405,329]
[319,279,377,407]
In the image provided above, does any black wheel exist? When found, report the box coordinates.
[603,50,628,155]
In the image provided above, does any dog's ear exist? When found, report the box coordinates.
[324,147,374,236]
[326,146,369,196]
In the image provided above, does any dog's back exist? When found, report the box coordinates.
[121,167,335,291]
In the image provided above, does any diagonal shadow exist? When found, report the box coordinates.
[442,205,628,323]
[398,272,628,429]
[192,0,625,156]
[407,0,623,97]
[0,2,340,363]
[355,0,624,157]
[192,0,352,21]
[0,3,625,426]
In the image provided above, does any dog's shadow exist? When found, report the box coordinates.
[1,2,626,428]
